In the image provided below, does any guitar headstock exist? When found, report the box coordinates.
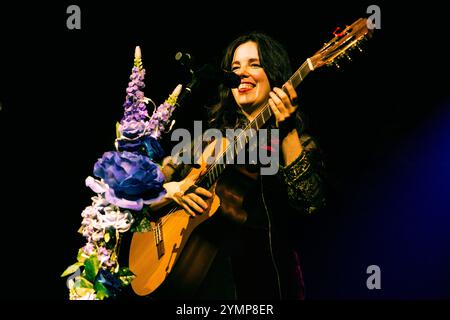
[309,18,373,69]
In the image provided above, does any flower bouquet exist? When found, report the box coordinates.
[61,46,181,300]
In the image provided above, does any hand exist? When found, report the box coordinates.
[173,186,213,217]
[268,82,299,126]
[164,173,213,217]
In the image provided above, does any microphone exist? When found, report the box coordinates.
[221,70,241,88]
[173,53,242,111]
[175,52,240,88]
[195,63,241,89]
[175,52,194,75]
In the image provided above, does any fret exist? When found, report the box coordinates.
[216,164,222,177]
[289,62,311,88]
[249,129,255,140]
[260,109,265,124]
[212,166,218,181]
[291,70,302,87]
[255,114,262,130]
[263,105,272,121]
[218,163,224,176]
[300,65,309,82]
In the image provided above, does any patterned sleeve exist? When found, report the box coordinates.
[278,134,326,214]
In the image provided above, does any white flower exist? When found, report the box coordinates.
[91,195,110,208]
[86,176,108,194]
[81,206,98,219]
[95,206,134,233]
[70,290,97,300]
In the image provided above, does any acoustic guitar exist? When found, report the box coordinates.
[129,17,374,297]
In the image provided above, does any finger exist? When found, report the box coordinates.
[186,193,209,210]
[282,82,298,106]
[181,203,197,217]
[269,91,289,116]
[268,98,286,124]
[273,88,295,116]
[273,87,292,108]
[195,187,213,198]
[182,195,205,213]
[174,194,196,216]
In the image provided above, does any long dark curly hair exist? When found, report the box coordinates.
[208,32,293,129]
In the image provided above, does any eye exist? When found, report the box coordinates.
[250,63,261,68]
[231,66,240,71]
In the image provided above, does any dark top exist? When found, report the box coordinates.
[164,120,327,300]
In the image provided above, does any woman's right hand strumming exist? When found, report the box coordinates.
[162,168,213,216]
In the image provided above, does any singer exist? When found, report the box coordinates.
[134,32,326,300]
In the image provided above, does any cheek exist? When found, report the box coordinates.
[231,89,239,100]
[254,72,270,91]
[257,78,271,98]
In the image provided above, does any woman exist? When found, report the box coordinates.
[156,32,326,300]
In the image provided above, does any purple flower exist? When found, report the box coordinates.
[147,101,176,139]
[119,120,146,139]
[116,135,164,161]
[121,66,148,124]
[93,151,166,210]
[116,121,165,161]
[142,135,164,160]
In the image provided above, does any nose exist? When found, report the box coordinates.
[234,65,249,77]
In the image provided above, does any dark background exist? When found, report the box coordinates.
[0,1,449,302]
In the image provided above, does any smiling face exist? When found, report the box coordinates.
[231,41,271,120]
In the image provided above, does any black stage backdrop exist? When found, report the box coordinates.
[0,0,449,308]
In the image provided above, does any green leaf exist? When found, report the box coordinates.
[117,267,134,277]
[76,247,88,263]
[94,281,110,300]
[61,262,83,277]
[119,274,135,286]
[131,216,152,233]
[74,276,93,289]
[84,255,100,283]
[117,267,135,286]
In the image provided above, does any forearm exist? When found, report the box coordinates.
[280,128,303,166]
[279,136,326,214]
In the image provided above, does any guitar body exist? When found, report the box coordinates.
[129,166,254,298]
[129,192,221,296]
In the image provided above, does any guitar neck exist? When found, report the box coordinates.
[197,58,314,189]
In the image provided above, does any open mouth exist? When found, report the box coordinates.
[238,83,255,93]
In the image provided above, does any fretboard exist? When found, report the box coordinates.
[197,58,314,189]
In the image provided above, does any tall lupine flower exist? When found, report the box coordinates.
[121,46,149,124]
[147,85,182,139]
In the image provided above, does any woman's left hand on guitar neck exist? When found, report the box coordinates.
[268,82,304,166]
